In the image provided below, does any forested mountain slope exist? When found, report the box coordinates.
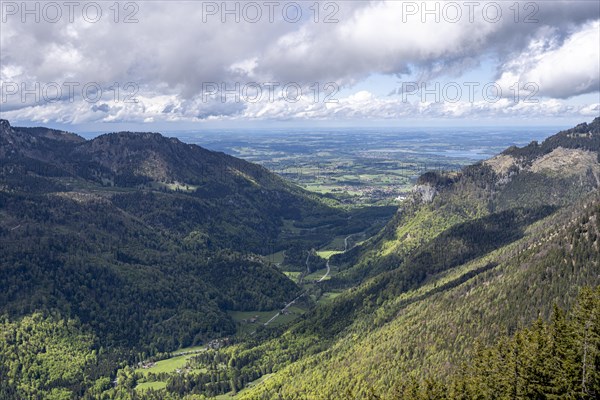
[333,117,600,285]
[239,193,600,399]
[0,118,392,356]
[187,119,600,400]
[1,119,383,254]
[1,119,599,399]
[407,286,600,399]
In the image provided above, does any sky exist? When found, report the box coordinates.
[0,0,599,132]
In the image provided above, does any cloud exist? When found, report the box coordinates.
[496,20,600,98]
[1,0,598,124]
[2,87,597,125]
[253,1,599,84]
[91,103,110,113]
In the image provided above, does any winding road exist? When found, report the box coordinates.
[264,257,330,326]
[317,259,331,283]
[344,234,353,252]
[264,235,355,327]
[263,291,307,326]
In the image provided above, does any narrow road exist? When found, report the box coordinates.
[305,251,311,273]
[265,256,332,327]
[263,312,280,326]
[265,239,353,327]
[317,259,330,282]
[344,235,352,252]
[264,291,307,326]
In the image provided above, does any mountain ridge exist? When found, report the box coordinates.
[1,118,599,399]
[193,119,600,399]
[0,118,389,354]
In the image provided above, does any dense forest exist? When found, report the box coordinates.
[0,118,394,398]
[0,118,394,348]
[1,118,599,399]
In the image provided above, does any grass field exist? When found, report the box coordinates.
[133,345,210,393]
[317,291,343,305]
[316,250,342,259]
[135,381,167,392]
[135,354,193,376]
[282,271,301,281]
[303,268,329,281]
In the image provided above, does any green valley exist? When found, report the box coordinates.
[1,118,599,399]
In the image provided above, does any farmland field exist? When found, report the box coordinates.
[316,250,342,259]
[135,354,195,376]
[135,381,167,392]
[179,127,555,205]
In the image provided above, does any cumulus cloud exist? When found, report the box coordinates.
[2,87,597,125]
[0,0,598,124]
[254,1,599,84]
[496,20,600,98]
